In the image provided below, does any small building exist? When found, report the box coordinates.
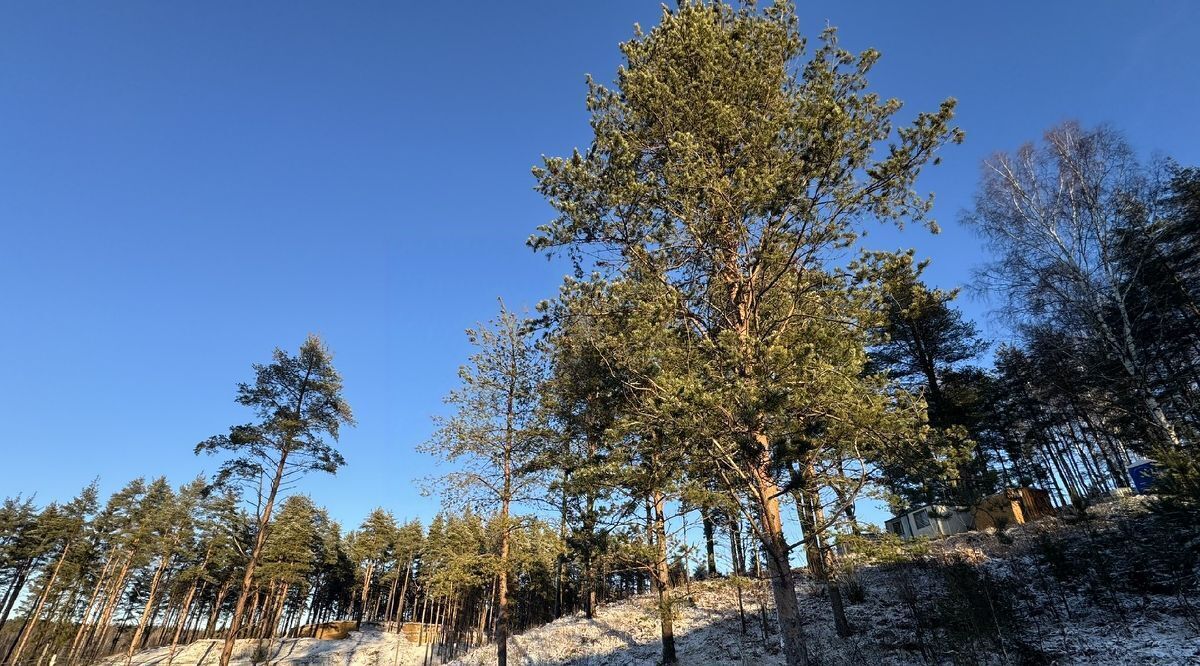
[972,487,1054,531]
[884,505,973,539]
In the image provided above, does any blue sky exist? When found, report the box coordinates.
[2,1,1198,531]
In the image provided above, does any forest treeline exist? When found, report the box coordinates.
[3,3,1199,666]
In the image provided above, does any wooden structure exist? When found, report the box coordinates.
[972,487,1054,531]
[294,620,357,639]
[399,622,441,645]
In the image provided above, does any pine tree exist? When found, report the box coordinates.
[531,5,960,662]
[196,335,354,666]
[4,483,97,666]
[257,495,322,638]
[539,279,641,620]
[0,496,40,636]
[421,303,546,666]
[866,251,994,507]
[542,277,692,663]
[347,508,398,629]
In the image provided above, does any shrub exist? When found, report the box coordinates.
[842,569,867,604]
[250,641,270,665]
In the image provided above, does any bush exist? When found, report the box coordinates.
[927,557,1047,663]
[250,641,270,665]
[1150,444,1200,510]
[842,569,867,604]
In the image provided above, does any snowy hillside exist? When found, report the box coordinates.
[449,498,1199,665]
[101,627,429,666]
[112,497,1199,665]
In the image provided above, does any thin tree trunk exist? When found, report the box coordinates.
[166,579,202,666]
[126,550,174,663]
[730,522,747,635]
[496,497,511,666]
[0,563,31,634]
[701,508,718,576]
[394,556,412,626]
[269,584,289,639]
[794,472,850,638]
[6,542,70,666]
[752,542,770,645]
[217,447,290,666]
[385,565,400,627]
[205,581,231,639]
[651,490,678,664]
[66,557,113,664]
[356,561,375,630]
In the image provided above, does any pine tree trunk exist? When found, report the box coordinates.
[6,540,70,666]
[751,458,810,666]
[730,522,747,635]
[583,486,598,619]
[84,552,134,664]
[794,473,850,638]
[395,556,412,625]
[752,544,770,645]
[66,557,113,664]
[480,575,496,645]
[554,476,568,620]
[496,498,510,666]
[496,355,519,666]
[269,584,289,639]
[651,490,677,664]
[204,581,231,639]
[126,550,174,663]
[356,561,374,630]
[701,508,718,576]
[385,566,400,627]
[0,562,31,634]
[166,579,201,666]
[217,447,290,666]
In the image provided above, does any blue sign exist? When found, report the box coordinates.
[1128,462,1158,494]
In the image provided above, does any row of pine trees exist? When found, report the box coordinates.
[0,479,599,665]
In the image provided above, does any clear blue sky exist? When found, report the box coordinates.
[3,2,1198,530]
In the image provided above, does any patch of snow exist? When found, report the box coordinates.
[105,627,431,666]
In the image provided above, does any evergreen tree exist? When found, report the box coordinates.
[196,335,354,666]
[866,252,994,507]
[4,482,97,666]
[531,4,960,662]
[0,496,41,636]
[421,303,546,666]
[257,495,322,638]
[347,508,398,629]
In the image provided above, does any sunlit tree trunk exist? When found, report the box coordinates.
[6,541,70,666]
[650,490,677,664]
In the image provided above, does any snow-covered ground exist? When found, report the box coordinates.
[448,497,1200,665]
[445,571,1197,666]
[103,626,430,665]
[119,498,1200,665]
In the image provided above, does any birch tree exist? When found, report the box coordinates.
[964,121,1181,450]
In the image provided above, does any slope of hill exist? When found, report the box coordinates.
[113,497,1198,665]
[449,497,1199,665]
[101,626,429,665]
